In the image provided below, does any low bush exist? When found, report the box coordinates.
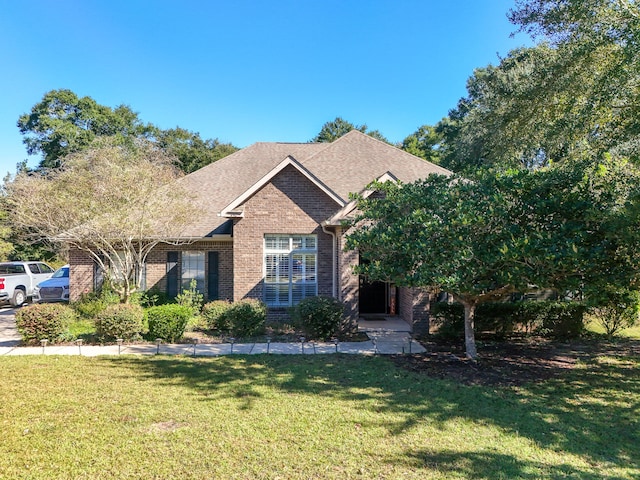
[15,303,76,344]
[518,301,586,339]
[430,300,586,340]
[136,289,171,308]
[291,296,345,340]
[146,304,192,342]
[72,288,120,319]
[477,302,519,337]
[95,303,145,341]
[588,289,640,337]
[176,279,204,314]
[202,300,233,331]
[225,299,266,337]
[536,302,586,339]
[429,302,464,339]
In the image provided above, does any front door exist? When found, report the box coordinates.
[359,276,388,314]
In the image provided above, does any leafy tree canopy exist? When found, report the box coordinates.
[346,156,640,357]
[17,89,156,169]
[312,117,389,144]
[17,89,238,173]
[437,0,640,173]
[5,138,199,302]
[401,125,443,164]
[156,127,238,174]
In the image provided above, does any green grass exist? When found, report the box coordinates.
[1,353,638,479]
[586,317,640,339]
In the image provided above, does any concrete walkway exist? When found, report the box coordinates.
[0,307,22,347]
[0,307,426,357]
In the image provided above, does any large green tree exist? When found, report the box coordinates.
[156,127,238,173]
[401,125,443,164]
[437,0,640,173]
[346,156,640,358]
[17,89,156,169]
[312,117,389,143]
[17,89,238,173]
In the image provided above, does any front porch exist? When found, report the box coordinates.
[357,315,426,354]
[358,315,412,333]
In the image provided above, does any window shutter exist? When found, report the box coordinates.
[208,251,219,300]
[167,251,179,298]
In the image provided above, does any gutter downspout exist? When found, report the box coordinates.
[321,223,337,299]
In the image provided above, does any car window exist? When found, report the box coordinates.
[28,264,40,274]
[38,263,54,273]
[52,267,69,279]
[0,264,25,274]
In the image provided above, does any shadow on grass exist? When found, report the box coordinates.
[104,348,640,478]
[396,449,629,480]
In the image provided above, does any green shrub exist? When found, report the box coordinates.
[72,288,120,319]
[430,300,585,340]
[95,303,145,341]
[176,279,204,314]
[537,302,586,339]
[15,303,76,344]
[477,302,519,337]
[429,302,464,339]
[146,304,193,342]
[589,289,640,337]
[136,289,171,308]
[202,300,233,331]
[291,296,345,340]
[225,299,266,337]
[518,301,586,339]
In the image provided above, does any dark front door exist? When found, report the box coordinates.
[359,276,388,314]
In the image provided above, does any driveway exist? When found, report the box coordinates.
[0,307,21,347]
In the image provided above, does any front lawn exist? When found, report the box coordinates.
[1,349,638,479]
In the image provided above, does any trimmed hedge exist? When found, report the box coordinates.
[15,303,76,344]
[202,300,233,332]
[95,303,145,341]
[290,296,345,340]
[430,300,586,340]
[225,299,267,337]
[146,304,192,342]
[519,301,586,339]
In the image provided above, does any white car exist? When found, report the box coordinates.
[33,265,70,303]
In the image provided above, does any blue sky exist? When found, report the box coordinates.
[0,0,529,176]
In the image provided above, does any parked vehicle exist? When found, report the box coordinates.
[0,261,55,306]
[33,265,70,303]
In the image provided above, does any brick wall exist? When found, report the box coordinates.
[68,241,233,302]
[398,286,432,334]
[337,226,359,326]
[233,165,340,316]
[144,241,233,301]
[68,248,95,301]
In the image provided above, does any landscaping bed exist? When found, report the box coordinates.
[392,337,640,386]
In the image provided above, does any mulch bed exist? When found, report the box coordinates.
[391,337,640,387]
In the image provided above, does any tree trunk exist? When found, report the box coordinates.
[462,301,478,359]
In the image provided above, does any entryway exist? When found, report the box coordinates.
[359,277,398,315]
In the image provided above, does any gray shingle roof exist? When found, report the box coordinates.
[175,130,452,237]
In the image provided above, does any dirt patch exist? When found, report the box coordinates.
[147,420,185,433]
[391,338,640,387]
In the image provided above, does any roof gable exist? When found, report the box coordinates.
[165,130,453,238]
[300,130,451,199]
[220,155,345,217]
[323,171,400,226]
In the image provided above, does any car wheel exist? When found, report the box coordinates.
[11,289,26,307]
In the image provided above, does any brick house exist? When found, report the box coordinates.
[69,130,452,332]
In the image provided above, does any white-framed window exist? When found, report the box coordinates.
[264,235,317,307]
[182,251,205,292]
